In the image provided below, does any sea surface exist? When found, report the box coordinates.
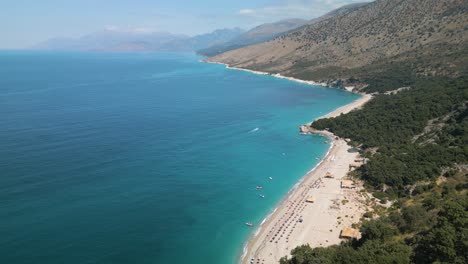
[0,51,360,264]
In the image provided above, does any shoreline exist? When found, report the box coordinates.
[205,61,373,264]
[240,137,337,261]
[206,61,331,88]
[239,95,372,264]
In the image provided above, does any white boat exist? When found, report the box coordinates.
[259,194,265,198]
[245,222,253,227]
[256,186,263,190]
[269,177,273,180]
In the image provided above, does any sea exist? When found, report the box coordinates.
[0,51,360,264]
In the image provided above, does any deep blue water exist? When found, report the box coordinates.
[0,51,360,264]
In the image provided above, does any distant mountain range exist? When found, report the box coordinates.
[33,3,371,53]
[32,28,245,52]
[159,28,245,52]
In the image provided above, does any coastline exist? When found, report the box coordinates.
[206,61,330,88]
[206,61,373,264]
[240,95,372,264]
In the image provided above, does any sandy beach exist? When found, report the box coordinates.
[240,92,373,264]
[314,94,372,120]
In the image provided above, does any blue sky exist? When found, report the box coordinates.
[1,0,367,48]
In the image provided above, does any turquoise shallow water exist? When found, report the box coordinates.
[0,51,360,264]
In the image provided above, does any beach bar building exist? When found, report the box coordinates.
[341,180,356,189]
[324,172,334,178]
[340,227,361,239]
[306,197,316,203]
[354,158,365,163]
[349,162,361,171]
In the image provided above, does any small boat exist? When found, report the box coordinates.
[259,194,265,198]
[315,157,320,160]
[256,186,263,190]
[246,222,254,227]
[269,177,273,180]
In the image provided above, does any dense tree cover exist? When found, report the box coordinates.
[280,240,412,264]
[413,197,468,264]
[313,78,466,147]
[312,77,467,193]
[281,76,467,264]
[361,63,417,93]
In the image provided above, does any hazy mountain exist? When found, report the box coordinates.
[234,19,307,44]
[208,0,467,85]
[197,19,307,56]
[32,28,244,52]
[32,29,188,51]
[159,28,245,51]
[32,30,178,51]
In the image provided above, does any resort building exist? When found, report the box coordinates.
[349,162,361,171]
[341,180,356,189]
[354,158,365,163]
[340,227,361,239]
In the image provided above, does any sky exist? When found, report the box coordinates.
[0,0,368,49]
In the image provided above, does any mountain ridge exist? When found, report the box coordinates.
[208,0,468,91]
[198,3,371,57]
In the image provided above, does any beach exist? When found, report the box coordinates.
[238,82,373,264]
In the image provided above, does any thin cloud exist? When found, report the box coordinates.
[237,0,369,20]
[239,9,256,15]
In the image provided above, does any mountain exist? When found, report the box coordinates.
[306,2,370,25]
[197,19,307,56]
[33,29,188,51]
[32,28,244,52]
[159,28,245,51]
[208,0,468,90]
[198,3,371,57]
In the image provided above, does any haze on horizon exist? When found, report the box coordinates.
[1,0,367,49]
